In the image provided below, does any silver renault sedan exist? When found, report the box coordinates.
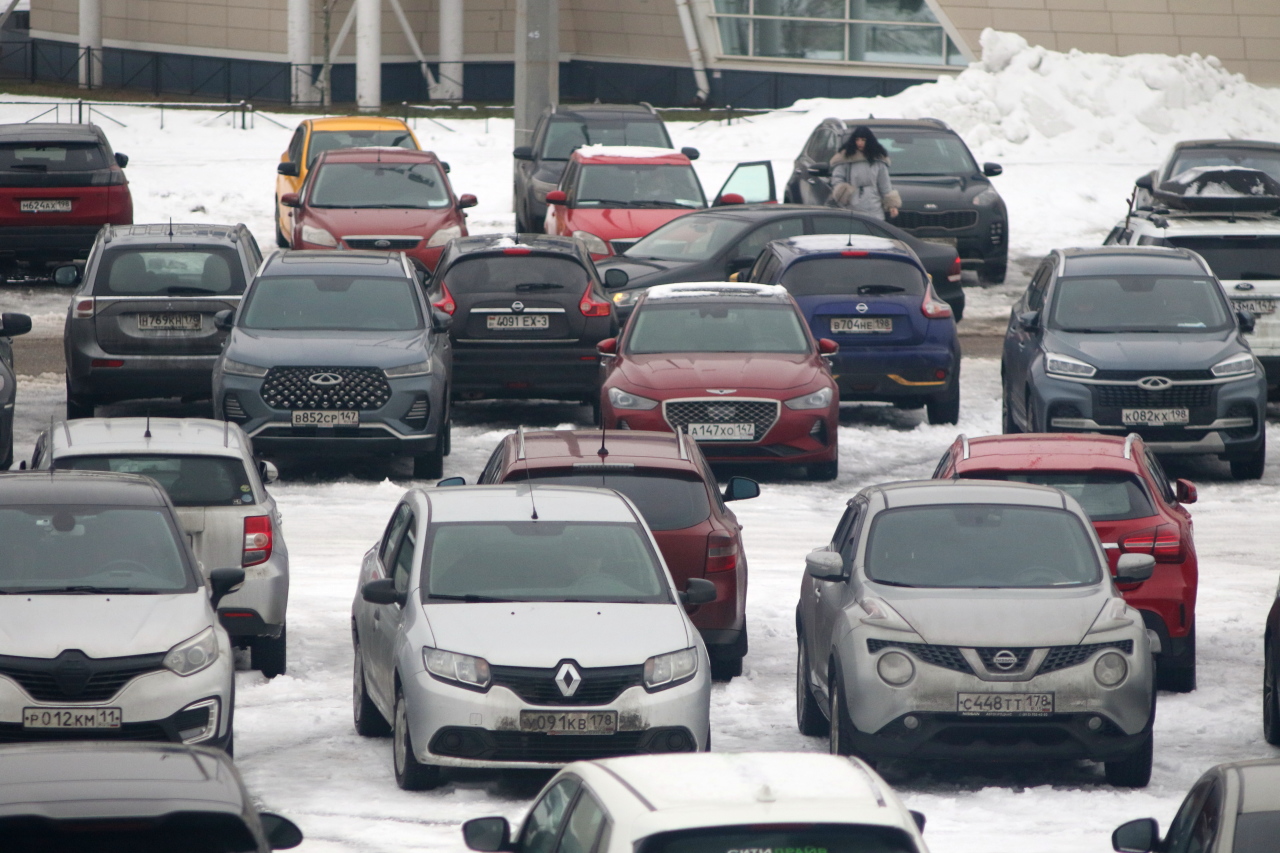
[350,484,714,789]
[796,479,1157,787]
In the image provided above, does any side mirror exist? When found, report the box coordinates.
[1238,310,1256,333]
[680,577,717,605]
[604,268,630,289]
[1135,173,1155,192]
[280,192,300,208]
[276,161,299,177]
[1016,310,1040,331]
[259,813,304,850]
[597,337,618,356]
[982,162,1002,177]
[546,189,567,205]
[909,810,926,832]
[257,460,279,484]
[53,264,80,286]
[717,192,745,206]
[431,308,453,332]
[806,164,831,178]
[457,193,478,210]
[1114,553,1156,585]
[362,577,406,606]
[1175,478,1197,504]
[512,146,534,161]
[114,152,129,169]
[805,549,846,581]
[726,257,755,277]
[681,146,700,161]
[723,476,759,502]
[463,817,513,852]
[436,476,466,487]
[817,338,839,355]
[213,309,234,331]
[442,162,452,174]
[0,312,32,337]
[727,271,741,282]
[1112,817,1159,853]
[209,567,246,609]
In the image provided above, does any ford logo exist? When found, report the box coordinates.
[1138,376,1173,390]
[373,239,391,249]
[1236,282,1255,291]
[308,372,343,386]
[511,301,525,313]
[856,302,869,314]
[992,650,1018,670]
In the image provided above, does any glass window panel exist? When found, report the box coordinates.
[756,0,845,18]
[755,19,844,59]
[717,16,750,55]
[855,0,938,23]
[854,23,944,64]
[947,34,968,65]
[714,0,749,12]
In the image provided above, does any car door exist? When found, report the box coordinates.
[815,500,862,677]
[1164,777,1223,853]
[1004,258,1053,425]
[365,504,414,708]
[798,128,839,205]
[800,503,856,694]
[519,777,581,853]
[554,786,611,853]
[719,216,806,279]
[276,125,306,238]
[713,162,776,206]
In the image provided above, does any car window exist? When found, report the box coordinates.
[779,257,926,297]
[811,215,875,237]
[1047,274,1233,333]
[511,471,712,531]
[625,215,751,262]
[6,811,261,852]
[574,164,704,208]
[1144,449,1178,504]
[746,249,775,282]
[306,128,417,166]
[830,504,857,549]
[627,302,810,355]
[240,275,423,331]
[1166,778,1221,853]
[444,256,589,294]
[94,246,246,296]
[380,503,413,567]
[556,789,608,853]
[872,129,979,176]
[541,118,670,160]
[0,141,109,171]
[960,470,1155,522]
[1168,147,1280,183]
[1162,236,1280,281]
[806,128,838,164]
[641,823,917,853]
[479,444,506,485]
[1231,810,1280,853]
[733,219,806,262]
[1026,261,1052,311]
[391,513,417,595]
[521,778,581,853]
[837,505,862,569]
[931,449,953,479]
[56,454,256,508]
[287,127,305,163]
[308,162,451,209]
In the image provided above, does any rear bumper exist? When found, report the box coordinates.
[830,344,958,401]
[67,348,219,402]
[453,343,601,400]
[0,225,103,263]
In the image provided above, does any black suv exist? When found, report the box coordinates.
[513,103,672,233]
[62,223,264,419]
[0,309,31,468]
[428,234,618,406]
[785,118,1008,282]
[1001,246,1267,479]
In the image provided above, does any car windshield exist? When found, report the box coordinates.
[94,246,245,296]
[627,302,810,354]
[0,505,193,594]
[240,275,422,331]
[57,455,254,508]
[308,162,450,209]
[423,521,669,603]
[1048,275,1233,333]
[541,118,671,160]
[961,471,1155,522]
[642,824,917,853]
[1234,811,1280,853]
[1168,147,1280,184]
[864,504,1100,588]
[511,472,711,530]
[624,215,750,261]
[307,129,416,165]
[0,141,108,171]
[445,255,587,294]
[2,813,260,853]
[575,164,705,208]
[780,257,926,296]
[873,130,979,176]
[1160,236,1280,281]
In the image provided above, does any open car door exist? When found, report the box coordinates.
[713,161,776,206]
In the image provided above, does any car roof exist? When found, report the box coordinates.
[0,470,170,507]
[449,233,583,257]
[828,117,951,133]
[955,433,1144,472]
[772,234,915,260]
[0,743,246,820]
[0,123,104,143]
[48,418,251,459]
[261,249,409,277]
[550,104,659,119]
[313,147,439,165]
[103,223,244,246]
[643,282,791,302]
[1170,139,1280,154]
[504,429,702,474]
[868,478,1071,510]
[421,484,641,524]
[1058,245,1208,276]
[306,116,412,132]
[1219,758,1280,813]
[572,145,689,165]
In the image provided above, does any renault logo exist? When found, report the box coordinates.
[511,301,525,313]
[374,239,391,249]
[308,372,343,386]
[856,302,869,314]
[555,662,582,697]
[992,650,1019,671]
[1138,376,1173,390]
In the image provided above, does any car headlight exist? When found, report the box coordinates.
[611,289,641,307]
[164,627,219,677]
[607,386,659,410]
[644,648,698,690]
[572,230,611,255]
[423,647,491,690]
[973,188,1000,206]
[857,596,915,632]
[1211,353,1255,378]
[876,651,915,685]
[1094,651,1128,687]
[785,387,833,410]
[385,359,433,378]
[1044,352,1097,378]
[426,224,462,248]
[220,358,268,378]
[300,223,338,247]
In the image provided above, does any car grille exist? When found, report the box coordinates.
[404,396,430,430]
[974,647,1035,672]
[260,367,392,411]
[867,639,972,674]
[1092,369,1214,382]
[0,722,172,743]
[1037,640,1133,675]
[1092,384,1213,409]
[610,239,637,254]
[0,650,166,703]
[867,639,1135,677]
[895,210,978,230]
[344,238,420,250]
[490,664,644,706]
[428,726,695,762]
[663,399,780,442]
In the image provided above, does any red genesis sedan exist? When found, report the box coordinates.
[281,147,475,271]
[934,432,1200,692]
[598,282,841,480]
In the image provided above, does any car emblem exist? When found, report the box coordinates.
[1236,282,1255,291]
[991,650,1019,671]
[555,662,582,697]
[706,389,736,395]
[1137,376,1173,390]
[511,301,525,313]
[374,239,391,249]
[308,372,343,387]
[924,203,938,210]
[856,303,869,314]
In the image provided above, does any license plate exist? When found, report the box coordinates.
[291,410,359,426]
[138,312,201,331]
[830,317,893,334]
[487,314,549,330]
[920,236,958,246]
[519,710,617,735]
[957,693,1053,716]
[1122,408,1189,426]
[686,422,755,441]
[20,199,72,213]
[23,706,122,729]
[1232,298,1277,316]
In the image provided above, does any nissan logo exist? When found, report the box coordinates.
[511,301,525,313]
[373,239,391,249]
[1137,376,1173,390]
[308,372,344,386]
[992,650,1019,671]
[856,302,869,314]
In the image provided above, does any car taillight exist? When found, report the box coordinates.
[503,247,532,255]
[579,283,611,317]
[706,532,738,573]
[921,283,953,319]
[947,254,962,283]
[433,282,456,315]
[73,298,95,319]
[243,516,272,567]
[1119,524,1181,563]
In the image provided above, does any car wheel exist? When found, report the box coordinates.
[352,637,391,737]
[709,653,743,682]
[1156,626,1195,693]
[65,389,95,420]
[274,209,289,248]
[223,727,234,758]
[413,443,445,479]
[1265,633,1280,746]
[796,638,828,737]
[251,626,287,679]
[926,371,961,426]
[1000,389,1021,435]
[1,427,11,471]
[1104,725,1153,788]
[393,686,443,790]
[982,257,1007,284]
[441,418,452,457]
[1230,434,1266,481]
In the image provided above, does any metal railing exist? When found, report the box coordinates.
[0,97,287,130]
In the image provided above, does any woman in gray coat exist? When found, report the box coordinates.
[829,126,901,220]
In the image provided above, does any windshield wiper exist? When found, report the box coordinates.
[871,579,918,587]
[858,284,906,294]
[427,593,514,602]
[166,286,219,295]
[10,163,47,171]
[16,585,146,595]
[515,282,565,292]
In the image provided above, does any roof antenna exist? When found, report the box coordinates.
[517,426,539,521]
[598,419,608,460]
[144,411,151,439]
[168,217,173,239]
[49,413,57,474]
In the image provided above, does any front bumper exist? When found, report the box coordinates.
[830,344,958,402]
[453,343,601,401]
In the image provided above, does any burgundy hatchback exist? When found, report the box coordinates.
[474,428,759,681]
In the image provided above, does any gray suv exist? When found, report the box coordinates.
[0,310,31,469]
[62,223,264,419]
[213,250,452,478]
[1002,247,1267,479]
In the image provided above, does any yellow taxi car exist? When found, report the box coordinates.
[274,116,420,246]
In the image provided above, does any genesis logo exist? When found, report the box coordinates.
[1137,376,1173,391]
[511,301,525,313]
[991,650,1019,671]
[706,389,736,395]
[308,372,344,387]
[555,662,582,697]
[856,303,869,314]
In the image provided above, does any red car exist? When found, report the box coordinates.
[934,432,1200,692]
[598,282,841,480]
[281,147,475,271]
[473,428,759,680]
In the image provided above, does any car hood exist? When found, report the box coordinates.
[224,328,429,369]
[893,174,988,204]
[617,352,822,392]
[0,592,210,659]
[1045,329,1242,371]
[304,206,457,238]
[422,602,691,667]
[568,208,698,242]
[874,584,1111,647]
[598,255,698,290]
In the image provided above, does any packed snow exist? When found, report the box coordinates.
[5,26,1280,853]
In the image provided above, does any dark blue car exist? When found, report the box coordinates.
[745,234,961,424]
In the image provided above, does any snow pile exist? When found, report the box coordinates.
[576,144,683,159]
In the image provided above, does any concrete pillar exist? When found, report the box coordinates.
[356,0,381,111]
[514,0,558,148]
[435,0,464,101]
[78,0,102,90]
[288,0,318,105]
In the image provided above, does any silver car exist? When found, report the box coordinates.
[351,484,714,790]
[32,417,290,677]
[796,479,1158,787]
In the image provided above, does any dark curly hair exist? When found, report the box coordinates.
[841,125,888,162]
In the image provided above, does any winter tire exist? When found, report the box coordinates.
[709,654,743,682]
[393,686,443,790]
[1230,435,1266,481]
[1156,626,1195,693]
[982,258,1007,284]
[926,371,961,426]
[441,419,452,457]
[809,458,839,481]
[251,627,287,679]
[796,639,828,737]
[274,211,289,248]
[413,443,445,479]
[353,638,391,737]
[1104,726,1153,788]
[1265,635,1280,746]
[66,391,95,420]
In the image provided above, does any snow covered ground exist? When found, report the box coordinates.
[5,27,1280,853]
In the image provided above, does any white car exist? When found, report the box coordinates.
[350,484,714,790]
[462,752,928,853]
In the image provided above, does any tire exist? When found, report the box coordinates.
[796,638,828,737]
[393,686,443,790]
[352,638,392,737]
[709,654,743,682]
[1,427,12,471]
[982,258,1007,284]
[809,457,839,481]
[251,627,287,679]
[926,373,961,426]
[441,418,452,457]
[65,391,95,420]
[1104,726,1153,788]
[413,442,445,479]
[1156,626,1195,693]
[224,727,234,757]
[1265,634,1280,746]
[1230,434,1266,481]
[274,209,289,248]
